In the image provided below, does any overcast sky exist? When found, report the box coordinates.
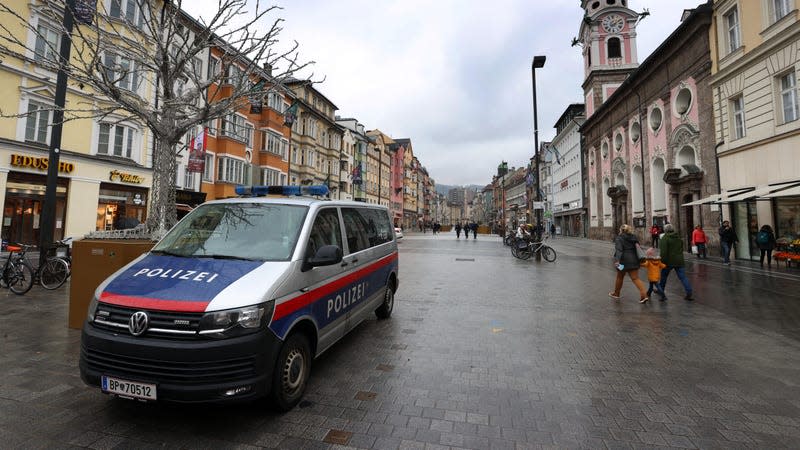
[186,0,706,187]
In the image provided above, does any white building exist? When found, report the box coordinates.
[550,104,586,237]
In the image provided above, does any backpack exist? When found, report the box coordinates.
[756,230,770,245]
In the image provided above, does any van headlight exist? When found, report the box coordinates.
[198,302,273,338]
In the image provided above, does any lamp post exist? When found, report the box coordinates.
[531,55,546,260]
[374,146,382,206]
[283,108,296,185]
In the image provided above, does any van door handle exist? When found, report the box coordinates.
[340,261,349,267]
[351,258,359,264]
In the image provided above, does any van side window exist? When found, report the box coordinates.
[341,208,371,253]
[342,207,391,252]
[307,208,342,256]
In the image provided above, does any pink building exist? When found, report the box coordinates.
[390,139,408,227]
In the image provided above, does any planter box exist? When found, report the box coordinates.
[68,239,155,329]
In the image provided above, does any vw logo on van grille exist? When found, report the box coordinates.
[128,311,149,336]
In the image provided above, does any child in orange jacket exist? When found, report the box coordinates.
[640,247,667,302]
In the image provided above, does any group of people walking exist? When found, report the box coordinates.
[455,222,478,239]
[610,223,693,304]
[611,218,781,302]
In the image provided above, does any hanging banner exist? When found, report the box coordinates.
[249,80,265,114]
[74,0,97,25]
[187,128,206,173]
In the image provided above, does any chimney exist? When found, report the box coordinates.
[263,63,272,76]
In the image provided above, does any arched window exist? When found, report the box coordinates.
[590,182,598,221]
[651,158,666,211]
[608,38,621,58]
[602,178,611,217]
[632,166,643,213]
[615,172,625,187]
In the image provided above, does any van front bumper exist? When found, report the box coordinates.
[79,321,281,404]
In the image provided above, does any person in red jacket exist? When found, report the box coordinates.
[691,225,707,259]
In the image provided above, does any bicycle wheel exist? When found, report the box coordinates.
[518,244,532,260]
[9,262,34,295]
[40,257,70,290]
[542,245,557,262]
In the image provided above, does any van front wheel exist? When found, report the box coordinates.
[270,333,311,411]
[375,282,394,319]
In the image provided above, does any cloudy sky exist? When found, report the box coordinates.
[186,0,706,187]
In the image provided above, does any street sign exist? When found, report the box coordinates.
[533,201,544,210]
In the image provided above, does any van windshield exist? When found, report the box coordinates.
[152,203,308,261]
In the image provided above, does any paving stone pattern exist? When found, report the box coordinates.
[1,234,800,449]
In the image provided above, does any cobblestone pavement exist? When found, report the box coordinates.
[1,233,800,449]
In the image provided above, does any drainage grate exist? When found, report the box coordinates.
[455,258,475,261]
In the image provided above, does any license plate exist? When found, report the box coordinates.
[101,375,157,401]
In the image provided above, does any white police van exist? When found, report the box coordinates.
[79,185,399,411]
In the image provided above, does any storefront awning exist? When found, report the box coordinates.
[759,184,800,198]
[722,181,800,202]
[682,194,726,206]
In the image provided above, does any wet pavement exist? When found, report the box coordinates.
[1,233,800,449]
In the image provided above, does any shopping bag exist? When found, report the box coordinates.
[691,245,698,254]
[635,244,646,260]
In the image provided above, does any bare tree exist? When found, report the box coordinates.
[0,0,313,238]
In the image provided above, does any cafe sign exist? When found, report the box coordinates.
[109,170,144,184]
[10,154,75,173]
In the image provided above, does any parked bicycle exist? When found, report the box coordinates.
[0,244,35,294]
[17,241,72,290]
[511,236,557,262]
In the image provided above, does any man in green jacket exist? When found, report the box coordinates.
[658,223,694,301]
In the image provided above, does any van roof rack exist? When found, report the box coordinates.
[234,184,330,198]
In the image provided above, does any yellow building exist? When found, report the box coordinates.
[0,1,154,245]
[710,0,800,260]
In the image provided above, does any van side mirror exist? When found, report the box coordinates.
[302,245,342,271]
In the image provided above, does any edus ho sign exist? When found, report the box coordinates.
[10,154,75,173]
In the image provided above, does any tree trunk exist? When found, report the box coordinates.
[146,138,178,239]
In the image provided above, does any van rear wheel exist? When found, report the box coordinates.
[270,333,311,411]
[375,282,394,319]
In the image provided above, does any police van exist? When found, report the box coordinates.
[79,185,399,410]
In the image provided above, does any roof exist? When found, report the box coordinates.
[285,78,339,110]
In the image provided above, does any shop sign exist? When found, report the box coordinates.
[109,170,144,184]
[10,154,75,173]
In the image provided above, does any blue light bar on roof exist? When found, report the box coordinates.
[234,185,330,197]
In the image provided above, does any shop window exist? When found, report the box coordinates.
[25,100,51,144]
[98,122,138,159]
[776,197,800,241]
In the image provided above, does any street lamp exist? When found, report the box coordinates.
[283,105,297,185]
[532,55,546,260]
[374,147,382,206]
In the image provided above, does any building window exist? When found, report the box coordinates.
[103,52,139,92]
[98,123,138,158]
[206,119,216,136]
[203,153,214,181]
[109,0,145,28]
[208,57,220,80]
[773,0,791,22]
[607,37,621,58]
[262,167,285,185]
[262,130,287,158]
[731,95,746,139]
[220,114,249,142]
[25,101,51,144]
[780,71,799,123]
[34,21,60,66]
[724,7,741,53]
[217,156,250,184]
[245,123,254,148]
[184,169,196,189]
[267,92,285,112]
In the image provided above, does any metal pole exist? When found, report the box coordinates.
[286,126,292,185]
[532,59,543,261]
[40,0,76,266]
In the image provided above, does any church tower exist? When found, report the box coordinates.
[576,0,641,117]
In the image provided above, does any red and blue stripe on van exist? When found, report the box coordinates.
[268,252,398,339]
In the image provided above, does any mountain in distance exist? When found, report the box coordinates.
[435,184,484,196]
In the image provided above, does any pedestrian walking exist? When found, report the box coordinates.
[691,225,708,259]
[718,220,738,265]
[455,222,462,239]
[471,222,478,239]
[609,224,649,302]
[640,247,667,302]
[756,224,777,268]
[659,223,694,301]
[650,223,662,247]
[550,223,556,238]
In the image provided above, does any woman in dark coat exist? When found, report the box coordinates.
[455,222,462,239]
[609,224,648,303]
[756,224,777,268]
